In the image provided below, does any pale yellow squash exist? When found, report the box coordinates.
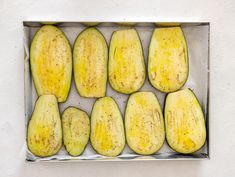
[30,25,72,102]
[165,88,206,154]
[27,95,62,157]
[62,107,90,156]
[109,29,146,94]
[90,97,125,157]
[73,28,108,97]
[148,27,188,92]
[125,92,165,155]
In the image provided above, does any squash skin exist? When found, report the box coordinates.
[90,97,125,157]
[27,95,62,157]
[62,107,90,156]
[109,29,146,94]
[30,25,72,102]
[125,92,165,155]
[165,88,206,154]
[148,27,188,93]
[73,28,108,98]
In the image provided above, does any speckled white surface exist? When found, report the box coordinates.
[0,0,235,177]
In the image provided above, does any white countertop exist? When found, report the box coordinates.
[0,0,235,177]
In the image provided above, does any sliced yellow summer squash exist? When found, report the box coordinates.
[27,95,62,157]
[148,27,188,93]
[73,28,108,97]
[90,97,125,157]
[30,25,72,102]
[165,88,206,154]
[125,92,165,155]
[109,29,146,94]
[62,107,90,156]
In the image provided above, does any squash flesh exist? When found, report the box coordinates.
[27,95,62,157]
[165,88,206,154]
[73,28,108,97]
[148,27,188,92]
[62,107,90,156]
[109,29,146,94]
[30,25,72,102]
[125,92,165,155]
[90,97,125,156]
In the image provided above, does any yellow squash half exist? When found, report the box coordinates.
[125,92,165,155]
[165,88,206,154]
[109,29,146,94]
[27,95,62,157]
[62,107,90,156]
[73,28,108,97]
[148,27,188,92]
[90,97,125,156]
[30,25,72,102]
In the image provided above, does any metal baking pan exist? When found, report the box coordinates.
[24,21,210,162]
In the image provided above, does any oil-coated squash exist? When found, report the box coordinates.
[165,88,206,154]
[73,28,108,97]
[148,27,188,93]
[90,97,125,156]
[109,29,146,94]
[62,107,90,156]
[125,92,165,155]
[27,95,62,157]
[30,25,72,102]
